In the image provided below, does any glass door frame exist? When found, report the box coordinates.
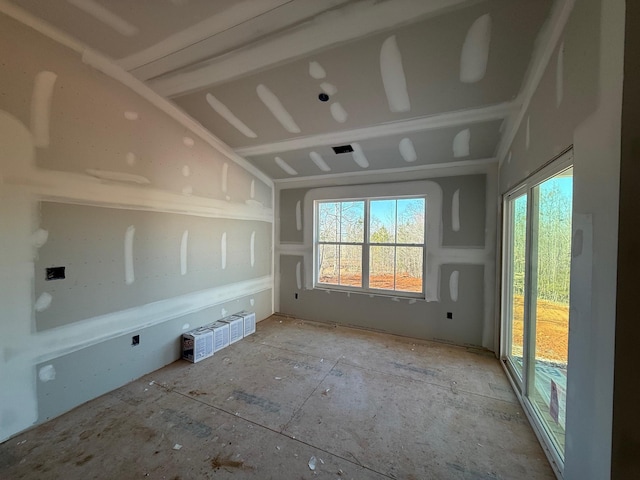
[500,149,573,475]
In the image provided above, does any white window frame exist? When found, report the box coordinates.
[314,195,427,299]
[500,148,574,475]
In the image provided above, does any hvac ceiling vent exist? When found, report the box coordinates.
[332,144,354,154]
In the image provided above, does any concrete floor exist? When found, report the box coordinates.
[0,315,555,479]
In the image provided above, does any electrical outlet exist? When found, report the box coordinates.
[132,335,140,346]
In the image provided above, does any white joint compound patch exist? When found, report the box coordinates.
[295,201,302,231]
[183,136,194,147]
[222,163,228,193]
[449,270,460,302]
[452,189,461,232]
[182,165,190,177]
[86,169,150,184]
[250,298,255,306]
[34,292,52,312]
[309,151,330,172]
[30,71,57,148]
[460,14,492,83]
[31,229,49,248]
[296,261,302,290]
[38,364,56,382]
[399,138,417,163]
[330,102,348,123]
[453,129,471,158]
[221,232,227,269]
[351,143,369,169]
[205,93,257,138]
[380,35,411,113]
[309,61,326,79]
[124,225,135,285]
[180,230,189,276]
[221,308,228,317]
[256,84,300,133]
[275,157,298,176]
[182,185,193,196]
[320,82,337,96]
[250,179,255,199]
[526,116,531,150]
[124,111,138,120]
[67,0,139,36]
[250,231,256,267]
[556,43,564,107]
[125,152,137,166]
[182,323,190,330]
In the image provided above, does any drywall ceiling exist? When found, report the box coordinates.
[7,0,554,181]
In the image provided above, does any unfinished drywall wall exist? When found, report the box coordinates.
[277,172,495,349]
[0,13,273,443]
[498,0,624,478]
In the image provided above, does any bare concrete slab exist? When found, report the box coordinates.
[0,315,554,479]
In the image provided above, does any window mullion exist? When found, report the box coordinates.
[363,199,370,289]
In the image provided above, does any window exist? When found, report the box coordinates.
[315,196,426,297]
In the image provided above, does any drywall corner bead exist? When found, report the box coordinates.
[30,71,58,148]
[556,42,565,108]
[38,364,56,382]
[525,117,531,150]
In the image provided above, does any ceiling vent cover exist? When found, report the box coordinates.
[332,144,354,154]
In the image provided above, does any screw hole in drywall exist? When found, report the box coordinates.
[132,335,140,346]
[318,93,329,102]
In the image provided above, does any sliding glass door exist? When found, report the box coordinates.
[502,152,573,466]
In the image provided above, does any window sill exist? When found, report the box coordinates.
[312,284,426,302]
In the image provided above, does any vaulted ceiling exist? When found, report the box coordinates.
[8,0,555,181]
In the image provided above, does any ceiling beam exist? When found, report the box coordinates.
[149,0,471,97]
[120,0,350,76]
[234,102,519,157]
[273,157,497,187]
[495,0,575,164]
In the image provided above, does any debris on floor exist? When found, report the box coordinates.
[173,443,182,450]
[308,455,317,470]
